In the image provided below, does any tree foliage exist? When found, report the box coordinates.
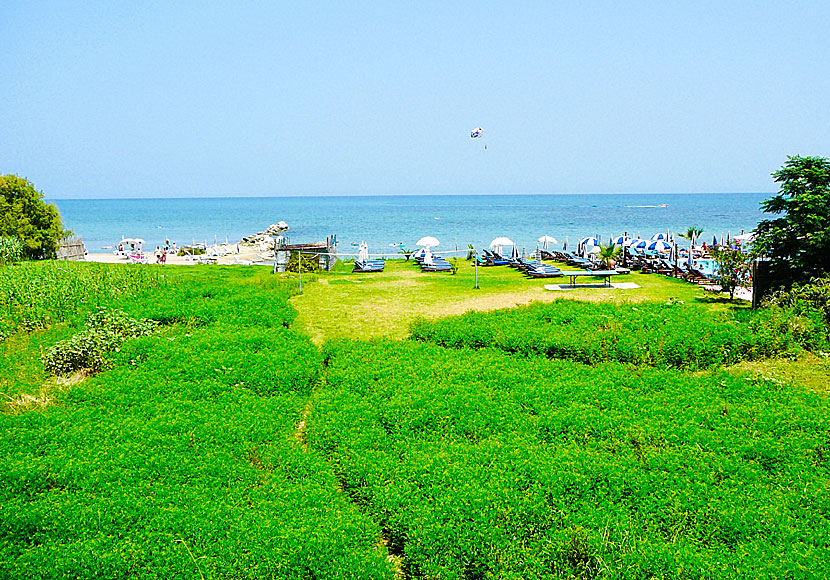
[0,175,67,259]
[753,156,830,287]
[710,246,752,300]
[677,226,703,241]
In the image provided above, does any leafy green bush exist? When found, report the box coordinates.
[764,275,830,321]
[0,175,68,259]
[41,308,157,375]
[0,236,25,266]
[410,300,801,369]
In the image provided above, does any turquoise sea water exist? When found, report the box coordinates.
[50,193,768,257]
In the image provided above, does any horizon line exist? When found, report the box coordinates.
[47,191,775,202]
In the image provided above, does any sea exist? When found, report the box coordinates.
[49,193,769,257]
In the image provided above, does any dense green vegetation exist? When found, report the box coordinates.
[753,155,830,288]
[1,260,828,578]
[0,175,67,260]
[411,299,825,369]
[310,340,829,579]
[0,237,25,266]
[1,264,391,578]
[0,260,160,338]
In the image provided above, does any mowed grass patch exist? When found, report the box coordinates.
[309,340,830,579]
[291,259,719,342]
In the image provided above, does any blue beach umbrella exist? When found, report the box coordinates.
[651,232,669,241]
[630,238,649,250]
[614,235,632,246]
[647,240,672,252]
[712,234,718,246]
[579,236,599,248]
[669,242,677,262]
[562,237,568,252]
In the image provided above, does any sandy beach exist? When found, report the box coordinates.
[84,244,265,266]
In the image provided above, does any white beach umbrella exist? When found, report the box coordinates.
[651,232,669,241]
[734,232,754,243]
[416,236,440,248]
[537,235,557,250]
[614,235,633,246]
[489,237,515,256]
[489,236,514,248]
[630,238,649,250]
[511,244,520,260]
[579,236,599,247]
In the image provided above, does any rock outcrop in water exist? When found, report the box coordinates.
[241,222,289,246]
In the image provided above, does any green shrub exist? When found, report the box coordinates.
[0,236,25,266]
[41,307,157,375]
[764,275,830,322]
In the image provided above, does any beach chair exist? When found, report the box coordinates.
[353,259,385,273]
[482,250,509,265]
[525,265,563,278]
[686,267,712,284]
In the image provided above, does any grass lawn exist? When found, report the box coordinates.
[291,258,745,342]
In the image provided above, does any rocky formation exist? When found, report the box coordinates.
[240,222,289,246]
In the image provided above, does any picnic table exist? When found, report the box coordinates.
[559,269,620,287]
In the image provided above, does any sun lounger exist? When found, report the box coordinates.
[482,250,509,265]
[525,265,563,278]
[354,259,385,272]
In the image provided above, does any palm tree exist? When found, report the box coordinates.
[677,226,704,240]
[597,243,622,268]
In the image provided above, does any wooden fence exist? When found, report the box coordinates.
[56,237,87,261]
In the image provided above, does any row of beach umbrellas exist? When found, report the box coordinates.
[390,231,755,258]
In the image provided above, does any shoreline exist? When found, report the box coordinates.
[84,244,264,266]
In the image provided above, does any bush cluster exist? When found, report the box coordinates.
[41,307,158,375]
[410,300,804,369]
[765,275,830,321]
[0,236,25,266]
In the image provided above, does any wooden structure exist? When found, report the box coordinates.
[56,237,86,261]
[275,235,337,271]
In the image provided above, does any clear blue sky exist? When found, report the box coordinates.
[2,1,828,198]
